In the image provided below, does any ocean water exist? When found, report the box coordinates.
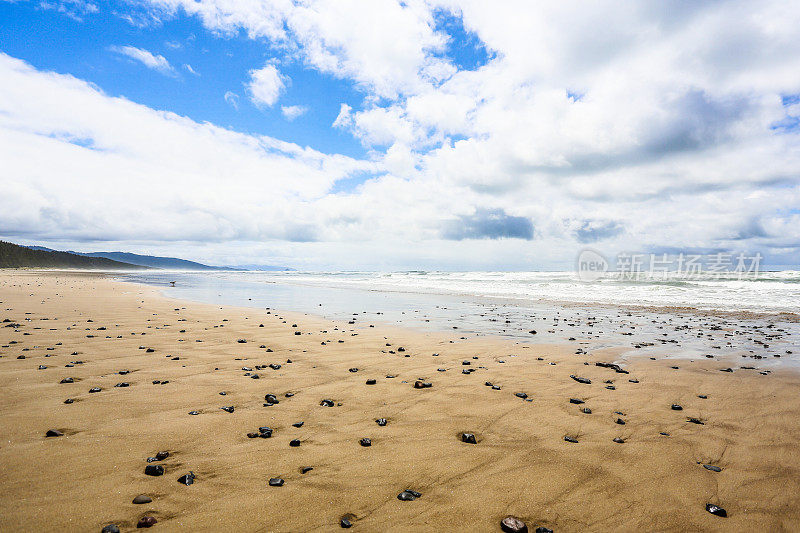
[117,270,800,365]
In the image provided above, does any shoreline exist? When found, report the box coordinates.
[1,271,800,531]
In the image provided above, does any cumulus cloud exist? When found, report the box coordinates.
[281,105,308,121]
[442,208,534,240]
[4,0,800,268]
[109,45,175,76]
[247,63,285,108]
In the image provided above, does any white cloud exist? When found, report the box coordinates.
[281,105,308,120]
[183,63,199,75]
[223,91,239,109]
[5,0,800,268]
[0,53,380,246]
[247,63,285,108]
[109,45,175,76]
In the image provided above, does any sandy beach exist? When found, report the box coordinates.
[1,271,799,532]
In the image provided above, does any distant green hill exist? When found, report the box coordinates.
[0,241,147,269]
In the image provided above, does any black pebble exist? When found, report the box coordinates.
[290,439,301,447]
[269,477,284,487]
[706,503,727,517]
[360,438,372,447]
[376,418,387,426]
[461,432,477,444]
[144,465,164,476]
[177,471,195,485]
[397,489,421,501]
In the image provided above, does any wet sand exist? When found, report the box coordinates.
[1,271,799,532]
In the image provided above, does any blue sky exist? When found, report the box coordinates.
[0,0,798,270]
[0,0,368,157]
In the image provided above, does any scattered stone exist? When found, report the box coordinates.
[340,517,352,528]
[570,375,591,384]
[290,439,301,447]
[703,464,722,472]
[320,399,335,407]
[564,436,578,443]
[144,465,164,476]
[687,417,704,425]
[188,411,200,415]
[582,407,592,414]
[177,471,195,485]
[397,489,421,501]
[366,379,377,385]
[45,429,63,437]
[269,477,284,487]
[220,406,234,413]
[376,418,387,426]
[569,398,584,404]
[360,438,372,447]
[136,516,157,528]
[613,437,625,443]
[264,394,279,404]
[64,398,74,404]
[292,422,304,428]
[132,495,152,504]
[414,381,432,389]
[301,467,313,474]
[60,378,74,384]
[515,392,528,399]
[461,432,477,444]
[500,515,528,533]
[101,525,120,533]
[671,404,683,410]
[89,387,101,393]
[706,503,727,517]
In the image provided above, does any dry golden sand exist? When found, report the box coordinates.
[1,271,799,532]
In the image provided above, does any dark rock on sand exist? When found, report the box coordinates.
[155,451,169,460]
[136,516,157,528]
[264,394,279,404]
[397,489,421,501]
[269,477,284,487]
[301,467,313,474]
[366,379,377,385]
[376,418,388,426]
[414,381,432,389]
[360,438,372,447]
[89,387,102,393]
[500,515,528,533]
[703,464,722,472]
[671,404,683,410]
[290,439,301,447]
[564,436,579,443]
[64,398,74,404]
[461,432,477,444]
[132,495,152,504]
[706,503,727,517]
[340,517,352,528]
[101,525,120,533]
[570,375,591,384]
[569,398,584,404]
[60,377,74,384]
[177,471,195,485]
[613,437,625,443]
[535,527,554,533]
[320,399,335,407]
[188,411,200,415]
[687,417,704,425]
[220,406,234,413]
[292,422,304,428]
[582,407,592,414]
[45,429,63,437]
[144,465,164,476]
[515,392,528,399]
